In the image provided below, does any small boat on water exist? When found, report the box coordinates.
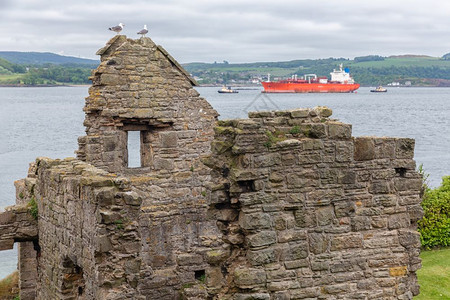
[218,86,238,94]
[370,86,387,93]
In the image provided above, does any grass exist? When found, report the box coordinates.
[416,247,450,299]
[0,74,25,82]
[0,271,19,299]
[351,57,450,68]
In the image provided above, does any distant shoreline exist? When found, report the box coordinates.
[0,84,90,88]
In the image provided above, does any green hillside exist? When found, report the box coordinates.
[183,54,450,86]
[0,51,98,66]
[0,55,94,85]
[2,51,450,86]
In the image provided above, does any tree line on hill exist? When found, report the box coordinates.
[2,52,450,86]
[184,54,450,86]
[0,57,93,85]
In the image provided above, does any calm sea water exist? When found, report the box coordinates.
[0,86,449,278]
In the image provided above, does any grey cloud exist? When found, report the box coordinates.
[1,0,449,62]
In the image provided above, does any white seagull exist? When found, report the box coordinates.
[109,23,124,34]
[137,25,148,37]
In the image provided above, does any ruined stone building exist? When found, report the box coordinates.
[0,36,423,299]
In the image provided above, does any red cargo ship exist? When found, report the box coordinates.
[261,64,359,93]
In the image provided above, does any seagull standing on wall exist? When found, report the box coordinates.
[137,25,148,37]
[109,23,124,34]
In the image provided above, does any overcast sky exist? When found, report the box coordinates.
[1,0,450,63]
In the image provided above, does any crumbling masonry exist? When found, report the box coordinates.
[0,35,423,299]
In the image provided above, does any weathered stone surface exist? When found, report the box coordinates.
[233,267,266,288]
[2,34,423,300]
[247,231,277,248]
[354,137,375,160]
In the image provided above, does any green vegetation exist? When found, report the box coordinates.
[184,54,450,86]
[0,271,19,299]
[264,130,286,149]
[416,247,450,299]
[197,273,206,283]
[114,219,124,230]
[2,50,450,86]
[418,175,450,249]
[0,51,98,65]
[289,125,301,135]
[0,53,95,86]
[28,197,38,220]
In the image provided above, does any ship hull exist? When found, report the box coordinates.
[261,82,360,93]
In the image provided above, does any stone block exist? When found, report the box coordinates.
[96,235,112,253]
[363,231,398,249]
[351,216,372,231]
[331,233,363,251]
[272,292,290,300]
[267,280,293,291]
[176,253,203,266]
[0,239,14,251]
[354,137,375,161]
[248,248,276,265]
[153,157,174,170]
[388,213,411,229]
[266,269,296,281]
[233,267,266,288]
[389,266,408,277]
[328,123,352,139]
[290,287,320,298]
[308,233,328,254]
[314,106,333,117]
[247,231,277,248]
[284,259,309,269]
[239,212,271,231]
[0,211,16,225]
[206,267,224,289]
[407,205,424,222]
[396,139,415,159]
[334,201,356,218]
[290,109,309,118]
[316,206,335,226]
[206,248,230,265]
[287,171,319,188]
[294,208,316,228]
[374,194,397,207]
[370,180,392,194]
[394,178,422,192]
[281,242,308,261]
[159,132,178,148]
[100,73,121,85]
[309,124,327,138]
[322,283,352,294]
[234,293,270,300]
[277,229,307,243]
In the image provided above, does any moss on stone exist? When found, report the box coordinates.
[28,196,38,220]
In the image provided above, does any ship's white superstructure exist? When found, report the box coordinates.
[330,64,355,84]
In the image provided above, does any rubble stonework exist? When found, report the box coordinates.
[0,35,423,299]
[205,108,423,299]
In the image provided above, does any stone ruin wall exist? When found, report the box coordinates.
[205,108,423,299]
[0,35,423,300]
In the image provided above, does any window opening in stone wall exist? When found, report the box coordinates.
[127,131,141,168]
[237,180,256,192]
[395,167,407,177]
[194,269,206,282]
